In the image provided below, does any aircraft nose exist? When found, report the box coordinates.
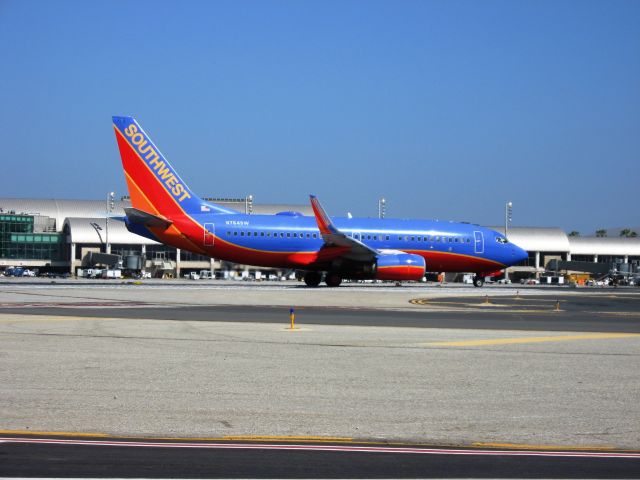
[512,244,528,263]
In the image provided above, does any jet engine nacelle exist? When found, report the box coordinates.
[375,253,426,281]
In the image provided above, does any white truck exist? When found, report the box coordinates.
[102,269,122,279]
[199,270,214,279]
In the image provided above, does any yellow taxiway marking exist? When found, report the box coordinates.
[0,429,351,443]
[222,435,353,442]
[0,315,123,323]
[0,429,109,438]
[2,429,637,452]
[472,442,616,451]
[424,332,640,347]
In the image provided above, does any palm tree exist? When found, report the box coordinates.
[568,231,580,237]
[595,229,607,237]
[620,228,638,238]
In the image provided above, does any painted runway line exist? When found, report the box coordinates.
[1,437,639,458]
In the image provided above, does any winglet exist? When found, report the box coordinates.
[309,195,338,235]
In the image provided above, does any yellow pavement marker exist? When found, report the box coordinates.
[424,332,640,347]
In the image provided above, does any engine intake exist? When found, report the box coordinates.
[375,253,425,281]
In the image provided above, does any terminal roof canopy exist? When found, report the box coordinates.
[568,237,640,256]
[491,227,571,252]
[0,198,639,256]
[63,217,158,245]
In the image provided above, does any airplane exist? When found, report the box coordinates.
[112,116,529,287]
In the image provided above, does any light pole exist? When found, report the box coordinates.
[504,201,513,283]
[105,191,115,254]
[378,198,386,219]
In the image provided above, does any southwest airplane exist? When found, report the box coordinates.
[112,116,528,287]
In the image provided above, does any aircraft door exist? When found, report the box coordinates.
[473,231,484,254]
[204,223,215,246]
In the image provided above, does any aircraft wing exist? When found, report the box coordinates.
[309,195,378,262]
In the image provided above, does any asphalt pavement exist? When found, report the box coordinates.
[2,436,639,478]
[1,293,639,332]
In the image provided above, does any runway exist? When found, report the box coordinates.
[1,282,639,477]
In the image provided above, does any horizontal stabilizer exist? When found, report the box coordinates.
[124,207,173,229]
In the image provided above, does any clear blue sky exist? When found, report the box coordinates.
[1,0,638,233]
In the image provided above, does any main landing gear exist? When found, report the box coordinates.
[303,271,322,287]
[325,272,343,288]
[472,275,485,288]
[303,271,343,287]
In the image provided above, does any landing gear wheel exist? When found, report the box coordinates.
[304,271,322,287]
[325,272,343,288]
[473,275,485,288]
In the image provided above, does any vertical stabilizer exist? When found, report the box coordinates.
[112,116,237,218]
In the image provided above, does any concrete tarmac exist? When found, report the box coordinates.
[1,281,639,451]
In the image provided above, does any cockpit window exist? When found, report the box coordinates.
[495,236,509,244]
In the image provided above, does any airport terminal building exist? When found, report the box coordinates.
[0,197,313,278]
[1,197,639,280]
